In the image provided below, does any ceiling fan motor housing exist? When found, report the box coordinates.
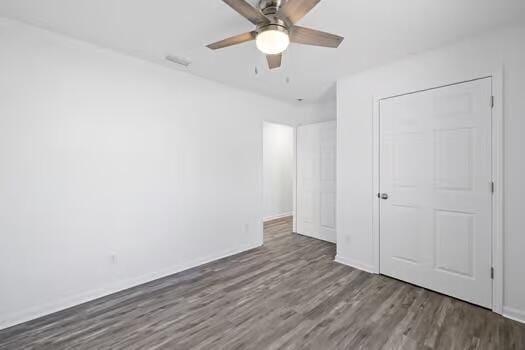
[257,0,289,34]
[258,0,283,14]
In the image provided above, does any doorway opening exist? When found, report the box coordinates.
[263,122,295,238]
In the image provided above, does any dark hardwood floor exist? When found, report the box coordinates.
[1,216,524,349]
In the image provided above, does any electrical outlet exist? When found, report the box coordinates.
[110,252,117,264]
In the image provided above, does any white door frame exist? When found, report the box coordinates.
[371,69,503,314]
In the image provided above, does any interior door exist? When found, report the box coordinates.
[297,121,336,243]
[379,78,493,308]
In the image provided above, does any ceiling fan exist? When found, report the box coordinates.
[207,0,344,70]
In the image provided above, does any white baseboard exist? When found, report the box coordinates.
[296,232,336,244]
[263,212,292,222]
[334,255,377,274]
[0,241,261,331]
[503,306,525,324]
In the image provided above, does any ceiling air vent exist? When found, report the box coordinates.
[165,55,191,68]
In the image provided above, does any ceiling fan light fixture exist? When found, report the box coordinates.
[256,26,290,55]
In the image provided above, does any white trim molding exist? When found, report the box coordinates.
[263,212,293,222]
[490,69,504,315]
[334,255,377,274]
[292,126,298,233]
[503,307,525,325]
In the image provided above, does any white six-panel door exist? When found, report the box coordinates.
[379,78,493,308]
[297,121,336,243]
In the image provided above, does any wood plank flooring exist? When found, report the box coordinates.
[1,216,524,349]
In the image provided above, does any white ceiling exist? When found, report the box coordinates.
[1,0,524,103]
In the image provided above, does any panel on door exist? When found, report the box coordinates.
[379,78,492,308]
[297,121,336,243]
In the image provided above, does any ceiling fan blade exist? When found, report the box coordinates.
[266,53,282,70]
[207,31,257,50]
[290,26,344,48]
[223,0,270,25]
[278,0,321,24]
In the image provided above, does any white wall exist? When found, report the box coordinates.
[336,24,525,322]
[265,96,336,127]
[0,18,306,329]
[263,123,294,221]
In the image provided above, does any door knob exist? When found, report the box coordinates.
[379,193,389,200]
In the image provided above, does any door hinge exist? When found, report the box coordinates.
[491,181,495,194]
[491,267,495,279]
[490,96,495,108]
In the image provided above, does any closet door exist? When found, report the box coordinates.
[379,78,493,308]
